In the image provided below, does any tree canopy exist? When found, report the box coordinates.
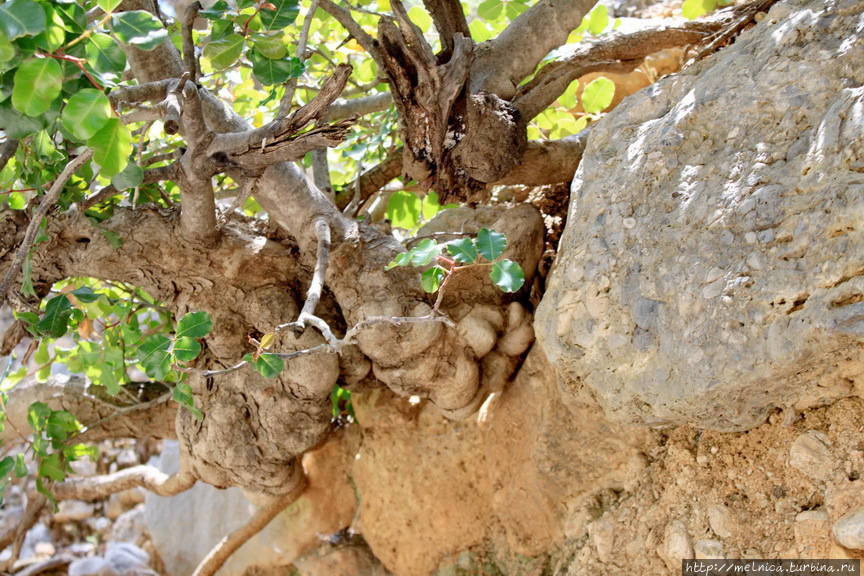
[0,0,773,572]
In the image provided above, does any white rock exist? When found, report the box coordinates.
[833,509,864,550]
[789,431,839,482]
[659,520,693,570]
[105,542,151,572]
[68,557,119,576]
[708,505,734,539]
[54,500,95,523]
[20,522,52,560]
[694,539,725,559]
[111,507,149,546]
[588,517,615,563]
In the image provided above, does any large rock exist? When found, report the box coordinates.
[537,0,864,430]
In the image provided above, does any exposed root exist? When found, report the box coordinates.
[52,460,196,501]
[191,461,309,576]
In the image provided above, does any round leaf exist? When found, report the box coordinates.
[582,77,615,115]
[173,336,202,362]
[476,228,507,261]
[243,353,285,379]
[176,311,213,339]
[12,57,62,117]
[490,260,525,293]
[251,33,286,59]
[88,118,133,179]
[259,0,300,31]
[385,190,421,230]
[86,33,127,75]
[111,11,167,51]
[62,89,113,141]
[111,161,144,191]
[204,33,245,70]
[445,238,477,264]
[248,48,303,85]
[138,334,172,380]
[410,238,442,267]
[0,0,46,40]
[421,267,445,293]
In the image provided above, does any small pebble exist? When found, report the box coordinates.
[833,509,864,550]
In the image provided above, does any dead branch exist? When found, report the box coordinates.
[191,461,308,576]
[279,0,320,116]
[0,149,94,303]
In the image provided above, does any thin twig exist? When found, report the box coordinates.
[191,462,308,576]
[183,2,203,82]
[279,0,320,117]
[0,149,94,303]
[219,177,257,225]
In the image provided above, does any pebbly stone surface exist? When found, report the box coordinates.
[536,0,864,430]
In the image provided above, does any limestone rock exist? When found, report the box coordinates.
[68,557,119,576]
[795,510,832,557]
[707,505,734,539]
[54,500,95,523]
[694,539,725,560]
[789,431,839,481]
[658,520,693,571]
[351,388,492,576]
[110,507,149,547]
[536,0,864,430]
[833,509,864,550]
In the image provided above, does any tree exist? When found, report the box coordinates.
[0,0,773,572]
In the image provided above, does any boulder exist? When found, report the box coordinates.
[537,0,864,430]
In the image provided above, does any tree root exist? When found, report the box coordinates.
[52,460,195,501]
[191,462,309,576]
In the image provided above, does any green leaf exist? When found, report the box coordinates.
[27,401,51,433]
[38,453,66,482]
[36,294,73,338]
[490,259,525,292]
[558,80,579,110]
[111,161,143,191]
[682,0,716,19]
[97,0,123,12]
[88,118,132,178]
[477,0,503,20]
[385,251,412,270]
[12,57,62,117]
[0,32,14,64]
[385,190,421,230]
[176,311,213,339]
[587,4,609,35]
[138,334,172,380]
[445,238,477,264]
[22,254,35,298]
[62,89,112,141]
[32,5,65,53]
[581,77,615,115]
[46,410,79,441]
[0,0,46,40]
[421,267,446,293]
[243,353,284,379]
[14,454,27,477]
[407,5,432,32]
[476,228,507,261]
[63,443,98,462]
[173,336,202,362]
[250,33,286,59]
[111,11,167,51]
[259,0,300,31]
[200,0,235,19]
[410,238,442,267]
[203,33,245,70]
[0,456,13,479]
[0,98,46,138]
[86,33,127,75]
[248,48,303,84]
[70,286,100,303]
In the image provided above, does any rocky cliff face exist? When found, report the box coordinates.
[536,0,864,431]
[139,0,864,574]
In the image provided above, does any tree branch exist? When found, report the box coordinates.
[335,149,403,211]
[321,92,392,122]
[513,22,720,120]
[53,459,195,501]
[422,0,471,56]
[182,1,202,81]
[0,492,47,572]
[0,138,19,173]
[191,462,308,576]
[494,131,592,186]
[470,0,598,98]
[0,149,94,303]
[78,164,178,211]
